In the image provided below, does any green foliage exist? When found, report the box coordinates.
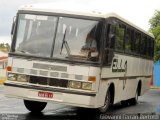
[149,10,160,62]
[149,10,160,29]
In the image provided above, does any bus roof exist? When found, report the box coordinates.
[19,3,154,38]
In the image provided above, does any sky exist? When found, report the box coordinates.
[0,0,160,44]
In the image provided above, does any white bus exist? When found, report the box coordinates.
[4,3,154,113]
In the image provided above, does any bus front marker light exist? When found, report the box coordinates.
[69,81,81,89]
[88,76,96,82]
[6,66,12,72]
[17,75,28,82]
[8,73,17,81]
[82,82,92,90]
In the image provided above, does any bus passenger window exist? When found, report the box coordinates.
[140,35,147,56]
[147,38,152,57]
[125,28,132,52]
[115,24,125,51]
[134,32,141,54]
[151,39,154,58]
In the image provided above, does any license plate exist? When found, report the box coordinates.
[38,91,53,98]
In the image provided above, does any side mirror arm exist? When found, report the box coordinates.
[11,16,16,35]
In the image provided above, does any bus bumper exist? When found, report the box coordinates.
[4,82,98,108]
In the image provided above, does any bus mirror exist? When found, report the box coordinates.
[11,16,16,35]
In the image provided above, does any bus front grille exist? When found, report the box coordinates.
[29,76,68,88]
[30,76,48,85]
[49,78,68,87]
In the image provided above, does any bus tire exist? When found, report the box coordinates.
[129,89,138,105]
[24,100,47,113]
[98,89,111,113]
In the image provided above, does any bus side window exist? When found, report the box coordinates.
[115,23,125,52]
[146,37,150,57]
[151,39,154,58]
[140,35,144,55]
[134,32,141,54]
[125,28,132,53]
[147,37,153,58]
[140,35,147,56]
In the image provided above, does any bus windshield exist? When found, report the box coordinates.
[14,14,102,62]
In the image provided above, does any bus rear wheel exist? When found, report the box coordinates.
[24,100,47,113]
[129,89,138,105]
[98,89,111,113]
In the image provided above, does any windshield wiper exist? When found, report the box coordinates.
[60,28,71,57]
[60,28,67,54]
[64,40,71,56]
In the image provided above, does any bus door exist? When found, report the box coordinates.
[104,18,115,65]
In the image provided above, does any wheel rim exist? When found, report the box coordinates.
[99,91,111,112]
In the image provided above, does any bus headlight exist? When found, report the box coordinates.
[8,73,17,81]
[82,82,92,90]
[17,75,28,82]
[69,81,81,89]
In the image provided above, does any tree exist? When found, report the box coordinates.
[5,43,10,52]
[149,10,160,61]
[0,43,10,52]
[0,43,5,48]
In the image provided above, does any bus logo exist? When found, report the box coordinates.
[112,58,127,73]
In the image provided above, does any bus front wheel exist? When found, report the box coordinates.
[24,100,47,113]
[98,89,111,113]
